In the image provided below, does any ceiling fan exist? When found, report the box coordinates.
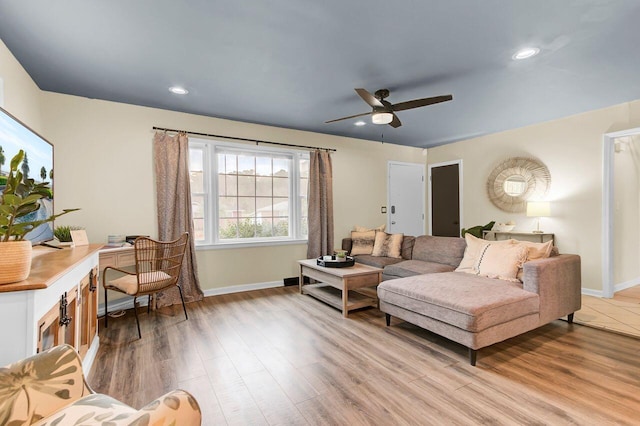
[325,88,453,128]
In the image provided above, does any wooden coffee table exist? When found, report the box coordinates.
[298,259,383,317]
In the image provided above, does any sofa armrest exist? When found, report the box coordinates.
[0,344,92,425]
[115,389,201,426]
[522,254,582,324]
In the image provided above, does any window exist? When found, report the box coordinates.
[189,139,309,247]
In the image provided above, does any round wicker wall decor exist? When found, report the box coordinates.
[486,157,551,213]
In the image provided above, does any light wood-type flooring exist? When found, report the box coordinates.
[577,285,640,338]
[89,286,640,425]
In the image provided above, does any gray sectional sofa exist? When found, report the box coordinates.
[342,235,582,366]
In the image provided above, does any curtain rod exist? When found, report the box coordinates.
[152,126,336,152]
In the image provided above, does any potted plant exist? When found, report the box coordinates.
[0,150,78,284]
[54,225,83,247]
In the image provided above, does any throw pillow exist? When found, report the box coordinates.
[475,243,528,282]
[354,224,386,232]
[515,240,554,281]
[372,231,404,258]
[456,234,516,274]
[350,230,376,255]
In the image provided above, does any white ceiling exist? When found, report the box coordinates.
[1,0,639,147]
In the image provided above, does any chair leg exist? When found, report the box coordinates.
[133,296,141,339]
[177,285,189,320]
[104,287,108,328]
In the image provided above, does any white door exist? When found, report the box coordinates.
[387,162,425,235]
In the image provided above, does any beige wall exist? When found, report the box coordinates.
[0,40,42,132]
[427,101,640,292]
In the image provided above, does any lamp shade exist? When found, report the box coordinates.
[371,112,393,125]
[526,201,550,217]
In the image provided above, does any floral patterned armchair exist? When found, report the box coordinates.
[0,344,201,425]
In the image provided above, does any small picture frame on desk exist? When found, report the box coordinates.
[70,229,89,246]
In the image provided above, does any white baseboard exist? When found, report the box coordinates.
[614,277,640,293]
[581,288,604,297]
[99,280,284,316]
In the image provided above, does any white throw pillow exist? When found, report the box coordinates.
[475,243,528,282]
[456,233,516,273]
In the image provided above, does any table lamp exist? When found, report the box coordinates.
[526,201,550,233]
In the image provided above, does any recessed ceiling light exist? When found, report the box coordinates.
[512,47,540,60]
[169,86,189,95]
[354,121,366,126]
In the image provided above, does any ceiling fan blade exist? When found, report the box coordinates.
[389,113,402,128]
[325,111,371,124]
[391,94,453,112]
[355,88,384,108]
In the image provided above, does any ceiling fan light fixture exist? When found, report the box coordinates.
[512,47,540,60]
[169,86,189,95]
[371,112,393,125]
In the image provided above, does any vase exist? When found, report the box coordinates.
[0,241,33,284]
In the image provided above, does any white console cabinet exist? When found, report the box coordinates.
[0,245,102,374]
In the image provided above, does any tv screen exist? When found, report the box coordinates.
[0,106,55,245]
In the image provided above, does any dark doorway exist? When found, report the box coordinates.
[430,163,460,237]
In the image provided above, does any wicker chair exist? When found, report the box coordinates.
[104,233,190,338]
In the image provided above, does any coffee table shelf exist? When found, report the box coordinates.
[298,259,382,318]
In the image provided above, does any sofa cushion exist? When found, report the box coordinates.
[377,272,539,332]
[401,236,416,260]
[383,260,456,278]
[372,231,403,258]
[354,254,403,269]
[411,236,467,268]
[350,230,376,255]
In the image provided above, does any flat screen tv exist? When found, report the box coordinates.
[0,106,55,245]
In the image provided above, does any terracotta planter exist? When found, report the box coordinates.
[0,241,33,284]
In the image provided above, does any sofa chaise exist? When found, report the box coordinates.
[342,233,582,366]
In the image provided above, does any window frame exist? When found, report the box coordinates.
[189,138,309,249]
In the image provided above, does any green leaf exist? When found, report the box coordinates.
[9,150,24,170]
[2,194,20,206]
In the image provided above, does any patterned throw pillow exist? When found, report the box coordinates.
[350,230,376,255]
[372,231,404,258]
[456,233,516,273]
[475,243,528,282]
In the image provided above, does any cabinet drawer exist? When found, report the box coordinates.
[100,253,117,269]
[117,252,135,267]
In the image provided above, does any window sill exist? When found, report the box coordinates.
[195,238,308,250]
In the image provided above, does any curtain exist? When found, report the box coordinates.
[307,150,334,259]
[153,132,204,307]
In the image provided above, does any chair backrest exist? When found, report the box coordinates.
[133,233,189,294]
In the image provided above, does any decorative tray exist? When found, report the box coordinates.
[316,256,355,268]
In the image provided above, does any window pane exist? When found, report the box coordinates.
[257,218,273,237]
[236,218,257,238]
[223,154,237,174]
[299,158,309,178]
[191,194,205,241]
[274,218,289,237]
[238,155,255,175]
[299,177,308,196]
[218,174,237,197]
[219,197,238,217]
[273,177,289,197]
[190,170,204,193]
[256,176,272,197]
[219,218,238,239]
[238,197,255,218]
[272,198,289,216]
[237,175,256,196]
[273,158,289,177]
[256,197,274,215]
[256,157,272,176]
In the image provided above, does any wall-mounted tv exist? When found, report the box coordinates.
[0,106,55,245]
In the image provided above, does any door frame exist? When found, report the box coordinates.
[387,161,426,235]
[428,159,463,236]
[602,127,640,298]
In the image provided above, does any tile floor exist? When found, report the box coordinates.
[575,285,640,338]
